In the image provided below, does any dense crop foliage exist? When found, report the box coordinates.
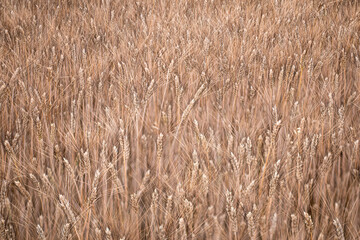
[1,0,360,239]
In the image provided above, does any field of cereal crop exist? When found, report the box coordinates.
[1,0,360,239]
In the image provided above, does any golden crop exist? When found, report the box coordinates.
[0,0,359,239]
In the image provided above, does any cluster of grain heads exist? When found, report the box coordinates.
[88,170,101,206]
[156,133,164,177]
[303,212,314,239]
[0,181,14,239]
[108,163,125,195]
[333,218,345,240]
[105,227,113,240]
[290,214,298,237]
[1,0,360,239]
[226,190,238,234]
[59,195,78,230]
[60,223,71,240]
[246,211,257,240]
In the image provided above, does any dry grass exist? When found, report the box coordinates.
[1,0,360,239]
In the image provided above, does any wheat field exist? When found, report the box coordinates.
[1,0,360,239]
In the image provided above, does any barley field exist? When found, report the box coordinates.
[1,0,360,239]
